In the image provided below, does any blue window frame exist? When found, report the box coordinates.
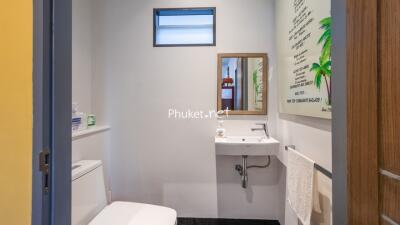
[153,7,216,47]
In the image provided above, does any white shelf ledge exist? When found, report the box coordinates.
[72,125,111,141]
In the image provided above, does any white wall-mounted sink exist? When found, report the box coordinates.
[215,136,280,156]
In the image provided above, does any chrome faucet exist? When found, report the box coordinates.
[251,123,270,138]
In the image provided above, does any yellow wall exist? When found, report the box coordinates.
[0,1,32,225]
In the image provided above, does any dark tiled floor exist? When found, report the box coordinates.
[177,218,280,225]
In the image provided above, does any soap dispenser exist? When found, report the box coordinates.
[216,120,226,137]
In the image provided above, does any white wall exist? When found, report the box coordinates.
[73,0,93,113]
[274,1,332,224]
[91,0,285,221]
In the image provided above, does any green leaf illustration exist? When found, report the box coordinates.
[310,17,332,105]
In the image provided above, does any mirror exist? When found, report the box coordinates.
[217,53,268,115]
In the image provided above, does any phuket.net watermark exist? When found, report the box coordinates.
[168,108,230,119]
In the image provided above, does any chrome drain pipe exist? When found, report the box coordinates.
[235,155,248,188]
[235,155,271,189]
[242,156,248,188]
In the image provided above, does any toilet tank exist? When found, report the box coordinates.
[72,160,108,225]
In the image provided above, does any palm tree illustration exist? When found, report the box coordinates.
[311,17,332,105]
[311,57,331,105]
[319,17,332,63]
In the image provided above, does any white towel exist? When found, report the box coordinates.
[313,172,322,214]
[287,149,315,225]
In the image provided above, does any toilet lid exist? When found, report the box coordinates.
[88,202,177,225]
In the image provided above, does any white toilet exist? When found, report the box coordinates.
[72,160,177,225]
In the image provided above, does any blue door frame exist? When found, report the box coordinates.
[32,0,72,225]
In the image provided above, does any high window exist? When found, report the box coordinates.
[153,7,216,47]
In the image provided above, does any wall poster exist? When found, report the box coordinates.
[277,0,332,119]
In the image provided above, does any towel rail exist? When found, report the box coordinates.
[285,145,332,179]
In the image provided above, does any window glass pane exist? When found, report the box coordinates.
[154,8,215,46]
[158,15,213,26]
[157,27,214,45]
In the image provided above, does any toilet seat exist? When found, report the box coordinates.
[88,202,177,225]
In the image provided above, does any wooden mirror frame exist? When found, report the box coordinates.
[217,53,268,115]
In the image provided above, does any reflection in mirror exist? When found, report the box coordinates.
[218,54,268,115]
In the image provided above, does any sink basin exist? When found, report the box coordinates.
[215,136,280,156]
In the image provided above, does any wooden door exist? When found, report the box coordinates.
[346,0,379,224]
[378,0,400,224]
[345,0,400,224]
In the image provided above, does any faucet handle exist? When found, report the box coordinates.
[255,122,266,126]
